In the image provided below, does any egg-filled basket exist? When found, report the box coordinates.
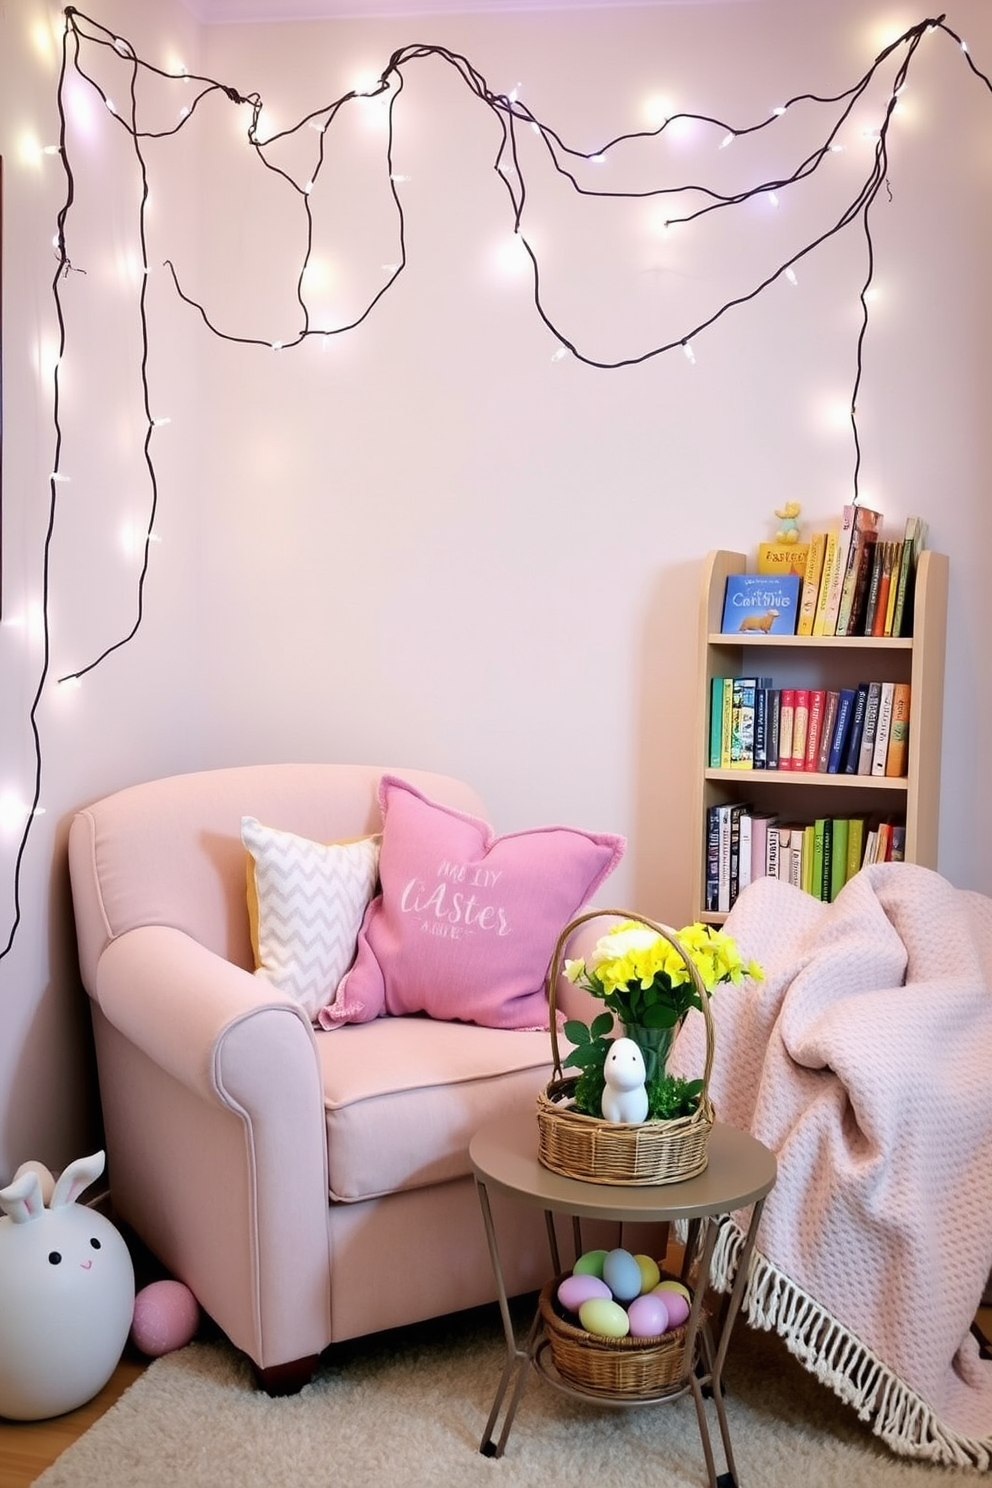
[538,1272,695,1398]
[537,910,715,1185]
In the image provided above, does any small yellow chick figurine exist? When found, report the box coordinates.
[774,501,802,544]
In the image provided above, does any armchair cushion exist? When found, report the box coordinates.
[242,816,380,1023]
[317,1018,553,1201]
[331,775,625,1031]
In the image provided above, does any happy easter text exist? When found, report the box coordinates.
[400,858,510,938]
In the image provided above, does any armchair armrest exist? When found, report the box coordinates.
[94,924,315,1100]
[92,926,331,1372]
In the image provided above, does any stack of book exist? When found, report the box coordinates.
[794,510,927,639]
[709,677,911,777]
[705,804,905,913]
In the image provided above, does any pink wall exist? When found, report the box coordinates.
[1,0,990,1177]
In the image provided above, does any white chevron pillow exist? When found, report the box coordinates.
[242,816,381,1022]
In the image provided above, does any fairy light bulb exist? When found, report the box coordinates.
[682,341,696,364]
[719,132,735,150]
[785,267,798,285]
[0,793,28,833]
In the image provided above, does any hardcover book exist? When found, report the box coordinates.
[790,689,811,771]
[819,505,859,637]
[778,688,796,771]
[750,811,779,882]
[857,681,883,775]
[811,530,840,636]
[796,532,827,637]
[721,574,801,636]
[894,519,928,637]
[804,688,827,772]
[836,505,883,636]
[842,683,870,774]
[766,690,781,771]
[831,817,850,901]
[885,682,911,777]
[817,690,840,773]
[709,677,726,768]
[827,687,856,773]
[871,681,896,776]
[757,541,809,576]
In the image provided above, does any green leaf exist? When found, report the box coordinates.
[563,1044,604,1071]
[563,1019,592,1047]
[640,1004,679,1030]
[590,1011,614,1039]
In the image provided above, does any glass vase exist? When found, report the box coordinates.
[621,1020,679,1085]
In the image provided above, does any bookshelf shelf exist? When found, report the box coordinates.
[691,547,948,924]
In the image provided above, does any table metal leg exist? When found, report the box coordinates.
[475,1176,540,1458]
[689,1197,769,1488]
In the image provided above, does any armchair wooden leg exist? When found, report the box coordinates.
[254,1354,320,1396]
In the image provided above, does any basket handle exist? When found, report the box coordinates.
[546,909,716,1100]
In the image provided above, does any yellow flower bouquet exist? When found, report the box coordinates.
[562,919,762,1120]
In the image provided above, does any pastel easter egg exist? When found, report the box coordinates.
[557,1274,612,1314]
[572,1249,608,1279]
[654,1287,690,1328]
[654,1279,692,1303]
[626,1292,669,1339]
[579,1297,630,1339]
[634,1254,661,1295]
[602,1248,642,1303]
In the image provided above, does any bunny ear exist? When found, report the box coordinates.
[50,1151,106,1210]
[0,1170,46,1224]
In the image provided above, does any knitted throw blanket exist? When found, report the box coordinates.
[668,863,992,1468]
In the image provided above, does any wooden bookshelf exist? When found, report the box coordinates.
[691,548,948,922]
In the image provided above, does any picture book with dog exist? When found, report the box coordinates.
[721,573,801,636]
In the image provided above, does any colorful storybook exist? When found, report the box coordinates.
[721,574,801,636]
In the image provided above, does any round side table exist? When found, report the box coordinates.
[470,1111,776,1486]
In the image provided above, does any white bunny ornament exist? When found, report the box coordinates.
[0,1151,135,1420]
[601,1037,649,1124]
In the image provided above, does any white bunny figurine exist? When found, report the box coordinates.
[601,1038,649,1124]
[0,1151,135,1420]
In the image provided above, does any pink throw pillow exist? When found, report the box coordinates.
[323,775,625,1031]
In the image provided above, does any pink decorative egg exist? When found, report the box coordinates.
[130,1280,201,1358]
[557,1273,612,1314]
[626,1292,669,1339]
[654,1287,690,1328]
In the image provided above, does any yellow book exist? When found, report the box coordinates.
[796,532,827,637]
[720,680,733,769]
[757,541,809,577]
[811,531,839,636]
[802,823,816,895]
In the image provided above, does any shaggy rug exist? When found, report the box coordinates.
[35,1301,983,1487]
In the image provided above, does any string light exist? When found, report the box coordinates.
[3,7,992,965]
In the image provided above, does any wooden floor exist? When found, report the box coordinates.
[0,1350,148,1488]
[3,1310,991,1485]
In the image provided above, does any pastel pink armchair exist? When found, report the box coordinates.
[68,763,596,1393]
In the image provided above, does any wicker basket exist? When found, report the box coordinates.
[538,1273,693,1397]
[536,910,715,1185]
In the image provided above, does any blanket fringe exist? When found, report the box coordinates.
[710,1216,992,1471]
